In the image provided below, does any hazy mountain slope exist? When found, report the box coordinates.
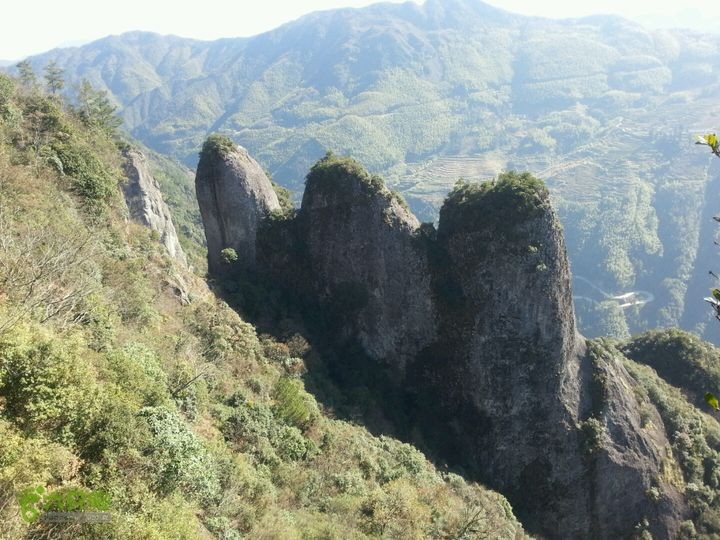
[22,0,720,340]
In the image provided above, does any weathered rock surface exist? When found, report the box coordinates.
[418,179,590,535]
[195,146,689,538]
[415,178,687,537]
[297,156,437,375]
[584,343,687,538]
[122,148,187,266]
[195,136,280,275]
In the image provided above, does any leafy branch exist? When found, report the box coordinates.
[696,133,720,158]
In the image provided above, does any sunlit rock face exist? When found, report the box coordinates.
[122,148,187,266]
[195,137,279,275]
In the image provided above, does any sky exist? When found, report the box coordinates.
[2,0,719,61]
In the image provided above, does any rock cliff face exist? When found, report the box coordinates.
[195,145,688,538]
[122,148,187,266]
[297,155,437,376]
[413,176,686,537]
[415,176,590,535]
[195,136,280,275]
[584,342,687,538]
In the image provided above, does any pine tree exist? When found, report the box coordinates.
[75,79,121,133]
[16,60,36,89]
[43,61,65,95]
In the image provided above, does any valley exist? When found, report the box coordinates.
[15,0,720,340]
[4,0,720,537]
[573,275,655,310]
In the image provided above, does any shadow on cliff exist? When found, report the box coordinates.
[209,263,420,441]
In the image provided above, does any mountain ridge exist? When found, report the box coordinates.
[15,0,720,343]
[0,67,528,539]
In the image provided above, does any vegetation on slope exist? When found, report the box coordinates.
[589,339,720,536]
[0,71,524,538]
[622,355,720,537]
[621,328,720,409]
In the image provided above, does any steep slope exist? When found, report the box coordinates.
[197,138,692,537]
[621,328,720,409]
[22,0,720,341]
[620,341,720,536]
[0,74,525,538]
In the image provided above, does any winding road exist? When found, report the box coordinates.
[573,275,655,309]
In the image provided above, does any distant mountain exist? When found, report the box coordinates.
[636,11,720,35]
[0,60,15,67]
[25,0,720,341]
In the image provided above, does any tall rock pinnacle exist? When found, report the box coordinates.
[298,153,437,376]
[195,144,688,537]
[417,174,685,537]
[122,148,187,267]
[195,135,280,275]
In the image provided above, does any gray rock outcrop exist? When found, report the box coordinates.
[195,136,280,275]
[420,177,687,537]
[122,148,187,267]
[297,155,437,375]
[195,145,689,538]
[583,343,687,538]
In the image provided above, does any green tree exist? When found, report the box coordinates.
[74,79,121,133]
[43,61,64,95]
[220,247,238,264]
[15,60,36,89]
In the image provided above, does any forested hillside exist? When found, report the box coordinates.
[18,0,720,341]
[0,72,524,538]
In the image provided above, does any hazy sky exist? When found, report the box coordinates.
[2,0,718,60]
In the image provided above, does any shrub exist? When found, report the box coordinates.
[200,134,236,160]
[223,399,316,464]
[0,325,98,446]
[138,406,221,506]
[439,172,550,238]
[103,343,169,407]
[272,377,317,429]
[52,140,118,210]
[189,300,260,364]
[579,417,606,455]
[220,247,238,264]
[306,151,386,198]
[0,74,14,119]
[621,328,720,408]
[271,180,294,215]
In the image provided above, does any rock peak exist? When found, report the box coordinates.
[302,152,419,228]
[195,149,688,537]
[195,135,280,275]
[122,148,187,267]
